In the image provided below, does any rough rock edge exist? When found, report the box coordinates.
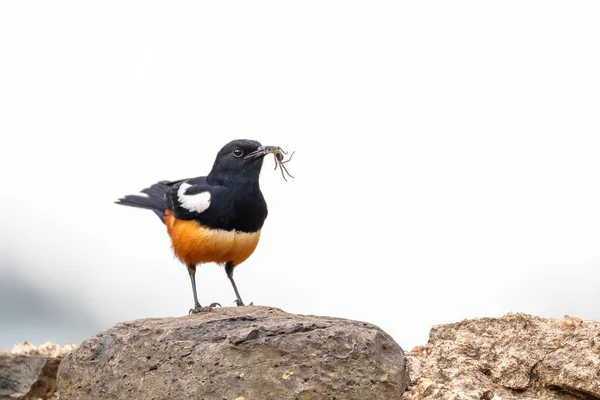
[1,341,77,358]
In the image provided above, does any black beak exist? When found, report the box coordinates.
[245,146,280,160]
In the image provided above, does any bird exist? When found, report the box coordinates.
[115,139,283,313]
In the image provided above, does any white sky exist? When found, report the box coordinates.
[1,1,599,350]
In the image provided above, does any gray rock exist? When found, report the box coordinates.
[402,313,600,400]
[0,353,60,400]
[57,306,408,400]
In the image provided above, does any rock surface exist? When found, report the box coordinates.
[402,313,600,400]
[57,306,408,400]
[0,341,75,400]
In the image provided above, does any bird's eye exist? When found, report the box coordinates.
[233,148,244,158]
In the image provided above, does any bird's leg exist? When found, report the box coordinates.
[225,262,253,306]
[187,264,221,314]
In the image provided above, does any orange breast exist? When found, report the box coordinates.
[163,211,260,267]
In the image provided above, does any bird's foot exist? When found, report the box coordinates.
[233,300,254,307]
[189,302,221,314]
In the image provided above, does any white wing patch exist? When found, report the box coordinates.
[177,183,211,214]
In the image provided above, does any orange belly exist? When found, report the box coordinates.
[163,211,260,267]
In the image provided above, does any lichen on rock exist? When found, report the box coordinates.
[402,313,600,400]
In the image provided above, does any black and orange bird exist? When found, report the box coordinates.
[115,139,292,313]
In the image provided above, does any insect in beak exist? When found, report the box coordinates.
[245,146,295,181]
[271,148,295,181]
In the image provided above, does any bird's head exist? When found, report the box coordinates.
[208,139,280,184]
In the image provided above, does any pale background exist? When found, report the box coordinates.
[1,1,599,350]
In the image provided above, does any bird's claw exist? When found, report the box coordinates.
[189,303,221,314]
[233,300,254,307]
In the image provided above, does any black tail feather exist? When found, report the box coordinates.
[115,180,177,221]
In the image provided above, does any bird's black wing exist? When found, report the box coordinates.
[166,176,227,221]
